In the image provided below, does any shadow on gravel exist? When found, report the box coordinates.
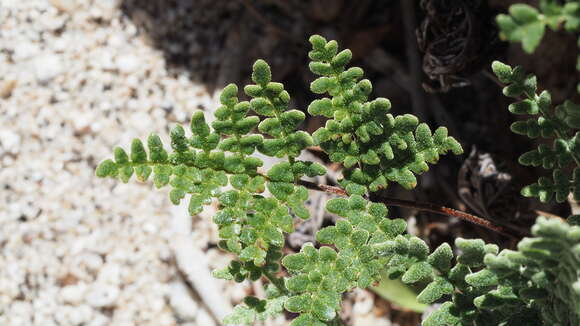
[119,0,401,94]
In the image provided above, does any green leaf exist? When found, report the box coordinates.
[497,3,548,53]
[331,49,352,68]
[316,226,337,244]
[268,182,294,201]
[402,261,433,284]
[252,59,272,85]
[311,77,333,94]
[428,243,453,272]
[282,253,307,271]
[251,97,275,117]
[188,194,205,215]
[96,159,117,177]
[220,83,239,107]
[509,99,539,115]
[510,4,540,24]
[223,305,255,325]
[465,269,499,287]
[417,277,454,304]
[309,62,333,76]
[280,110,306,131]
[170,125,189,152]
[235,116,260,135]
[379,218,407,238]
[153,165,171,188]
[309,34,327,50]
[308,98,334,118]
[118,166,133,183]
[130,139,147,163]
[291,315,326,326]
[456,238,486,267]
[492,61,513,83]
[114,147,129,164]
[312,299,336,321]
[240,245,267,266]
[286,275,310,292]
[267,162,294,183]
[169,189,185,205]
[285,294,310,313]
[422,302,461,326]
[371,273,427,312]
[326,198,350,217]
[148,134,168,163]
[190,111,210,137]
[134,165,152,182]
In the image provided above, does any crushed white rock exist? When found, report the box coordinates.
[0,0,250,325]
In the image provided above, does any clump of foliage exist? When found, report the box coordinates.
[496,0,579,54]
[491,61,580,204]
[496,0,580,92]
[307,36,462,194]
[97,34,580,326]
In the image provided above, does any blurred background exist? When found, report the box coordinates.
[0,0,578,325]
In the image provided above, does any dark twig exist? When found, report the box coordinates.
[295,179,525,238]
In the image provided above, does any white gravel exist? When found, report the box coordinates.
[0,1,240,325]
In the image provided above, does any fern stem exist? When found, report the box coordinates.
[294,178,525,238]
[487,71,580,169]
[555,129,580,168]
[263,270,289,295]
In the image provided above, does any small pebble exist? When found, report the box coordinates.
[33,53,63,83]
[115,54,140,74]
[60,284,86,304]
[85,284,119,308]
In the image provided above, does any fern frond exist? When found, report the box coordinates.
[496,1,580,53]
[306,35,462,194]
[492,61,580,203]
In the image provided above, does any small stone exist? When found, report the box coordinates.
[33,53,63,83]
[70,305,93,325]
[54,304,93,325]
[11,301,32,317]
[81,253,104,272]
[96,51,115,70]
[73,113,93,135]
[86,312,110,326]
[352,290,374,315]
[115,54,140,74]
[60,284,86,304]
[13,42,39,61]
[0,80,17,99]
[85,284,119,308]
[97,263,121,285]
[0,130,21,154]
[107,34,125,47]
[49,0,77,12]
[143,223,157,234]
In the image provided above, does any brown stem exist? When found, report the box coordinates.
[295,179,525,238]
